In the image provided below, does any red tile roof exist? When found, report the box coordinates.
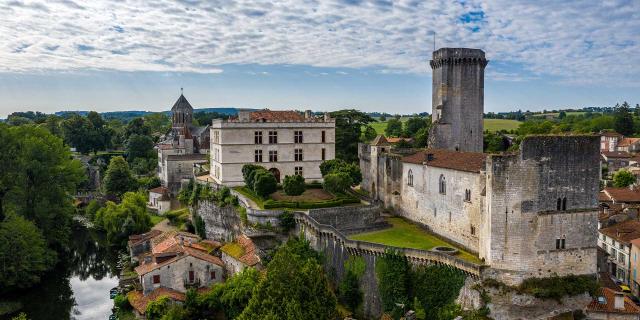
[618,138,640,147]
[601,131,623,138]
[602,151,632,159]
[599,220,640,244]
[148,187,169,194]
[371,135,390,146]
[586,287,640,315]
[128,230,162,246]
[402,149,486,173]
[602,187,640,203]
[236,235,260,266]
[386,137,413,143]
[250,110,304,122]
[128,288,186,314]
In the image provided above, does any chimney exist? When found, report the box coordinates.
[238,110,250,122]
[614,292,625,310]
[304,110,312,119]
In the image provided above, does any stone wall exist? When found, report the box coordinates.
[481,136,600,284]
[196,200,242,242]
[308,204,386,234]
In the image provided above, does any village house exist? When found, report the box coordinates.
[598,220,640,285]
[599,187,640,228]
[219,234,261,276]
[209,109,335,186]
[618,138,640,153]
[148,186,171,215]
[602,151,633,175]
[602,131,624,152]
[585,287,640,319]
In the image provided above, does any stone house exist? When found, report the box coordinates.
[602,151,633,175]
[618,138,640,153]
[148,186,171,214]
[602,131,624,152]
[585,287,640,319]
[128,230,162,263]
[220,234,261,276]
[598,220,640,285]
[209,109,335,186]
[128,287,186,317]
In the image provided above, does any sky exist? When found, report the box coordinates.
[0,0,639,118]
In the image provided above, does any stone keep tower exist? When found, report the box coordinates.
[428,48,488,153]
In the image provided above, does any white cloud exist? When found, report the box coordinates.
[0,0,638,85]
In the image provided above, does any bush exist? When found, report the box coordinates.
[242,164,264,187]
[283,174,305,196]
[518,274,598,301]
[323,172,353,194]
[253,170,277,198]
[320,159,362,186]
[320,159,347,176]
[278,211,296,232]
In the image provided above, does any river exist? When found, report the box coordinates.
[1,223,122,320]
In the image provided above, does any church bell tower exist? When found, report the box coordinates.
[428,48,488,153]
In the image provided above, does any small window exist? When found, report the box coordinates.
[439,175,446,194]
[294,149,303,161]
[464,189,471,202]
[269,150,278,162]
[294,131,303,143]
[268,131,278,144]
[189,270,194,282]
[407,170,413,186]
[470,225,476,235]
[254,150,263,162]
[153,275,160,284]
[254,131,263,144]
[321,131,326,143]
[321,148,326,160]
[562,197,567,211]
[557,198,561,211]
[556,238,566,249]
[210,271,216,280]
[295,166,303,176]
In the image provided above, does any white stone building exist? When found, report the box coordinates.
[209,109,335,186]
[598,220,640,285]
[148,186,171,215]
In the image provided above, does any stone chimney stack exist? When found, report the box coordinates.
[614,292,625,310]
[304,110,312,119]
[324,112,331,121]
[238,110,251,122]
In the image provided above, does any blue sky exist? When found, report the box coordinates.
[0,0,639,117]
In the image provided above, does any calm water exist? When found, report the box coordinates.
[2,223,122,320]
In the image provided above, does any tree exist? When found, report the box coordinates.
[385,118,403,137]
[126,134,155,162]
[483,132,509,153]
[146,296,171,320]
[330,110,374,162]
[283,174,305,196]
[320,159,347,176]
[362,125,377,142]
[0,125,84,250]
[124,117,151,141]
[253,170,277,198]
[558,111,567,119]
[103,156,137,197]
[323,172,353,194]
[94,192,151,246]
[320,159,361,186]
[143,112,171,135]
[613,169,636,188]
[62,112,112,154]
[0,215,54,291]
[411,265,466,320]
[404,117,428,137]
[413,127,429,148]
[237,239,337,320]
[242,164,264,187]
[614,102,634,136]
[375,250,410,317]
[201,268,261,319]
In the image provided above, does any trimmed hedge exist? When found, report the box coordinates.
[263,194,359,209]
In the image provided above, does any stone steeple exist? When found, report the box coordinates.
[171,93,193,131]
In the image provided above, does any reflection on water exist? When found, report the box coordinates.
[1,223,122,320]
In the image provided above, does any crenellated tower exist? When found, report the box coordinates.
[428,48,488,153]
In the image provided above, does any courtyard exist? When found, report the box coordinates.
[349,216,482,264]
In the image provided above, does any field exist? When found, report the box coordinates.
[369,117,521,135]
[348,216,482,264]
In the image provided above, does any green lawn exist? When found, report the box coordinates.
[349,217,482,264]
[149,215,165,226]
[369,118,521,135]
[483,119,522,132]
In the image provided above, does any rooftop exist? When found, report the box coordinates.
[171,94,193,112]
[618,137,640,147]
[586,287,640,315]
[221,234,260,266]
[599,220,640,244]
[149,186,169,195]
[128,288,186,314]
[601,187,640,203]
[601,131,623,138]
[602,151,632,159]
[223,109,334,123]
[166,154,208,161]
[402,149,486,173]
[371,134,390,146]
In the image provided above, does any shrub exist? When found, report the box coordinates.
[517,274,598,301]
[242,164,264,187]
[253,170,277,198]
[320,159,347,176]
[283,174,305,196]
[334,162,362,186]
[323,172,353,194]
[278,211,296,232]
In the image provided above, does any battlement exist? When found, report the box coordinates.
[430,48,488,69]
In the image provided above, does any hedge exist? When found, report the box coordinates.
[263,195,359,209]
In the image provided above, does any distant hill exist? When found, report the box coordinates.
[54,107,240,121]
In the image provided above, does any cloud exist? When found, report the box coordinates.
[0,0,638,85]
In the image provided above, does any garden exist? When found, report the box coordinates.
[234,160,363,210]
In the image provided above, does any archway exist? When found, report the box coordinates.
[269,168,281,183]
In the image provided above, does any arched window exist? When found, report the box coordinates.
[562,197,567,211]
[439,175,446,194]
[557,198,562,211]
[407,169,414,186]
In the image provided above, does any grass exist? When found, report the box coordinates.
[221,242,245,258]
[149,215,165,226]
[349,217,482,264]
[483,119,522,132]
[234,186,265,209]
[368,118,522,135]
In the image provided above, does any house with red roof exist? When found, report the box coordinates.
[585,287,640,319]
[220,234,262,276]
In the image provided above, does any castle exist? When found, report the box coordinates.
[359,48,599,284]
